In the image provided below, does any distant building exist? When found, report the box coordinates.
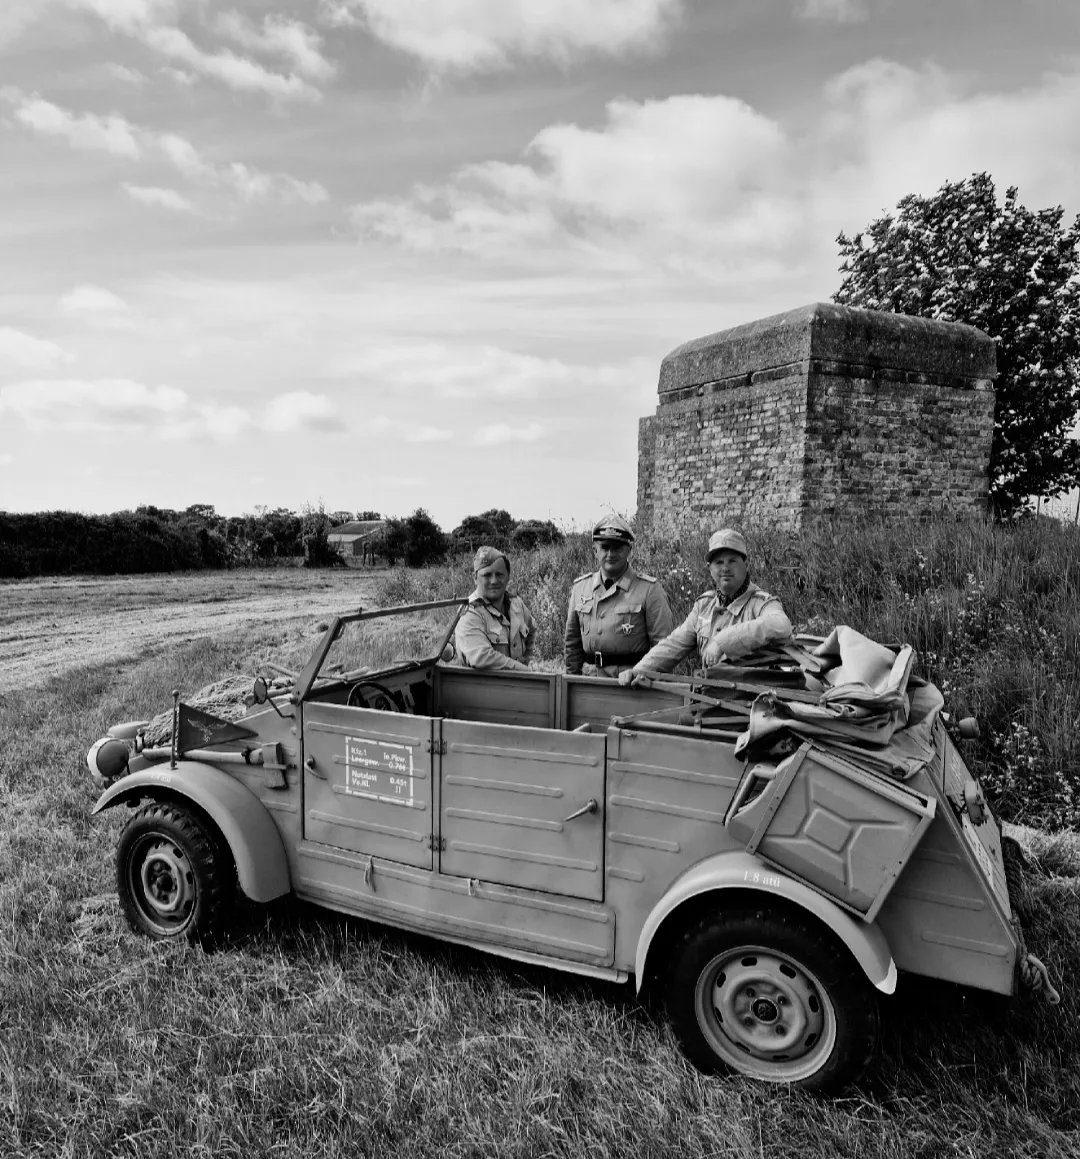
[327,520,386,564]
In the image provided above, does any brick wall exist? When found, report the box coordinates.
[638,303,996,530]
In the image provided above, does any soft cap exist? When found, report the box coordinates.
[472,545,509,572]
[705,529,748,561]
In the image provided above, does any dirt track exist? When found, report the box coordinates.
[0,570,382,693]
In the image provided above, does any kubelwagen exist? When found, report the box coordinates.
[87,599,1058,1091]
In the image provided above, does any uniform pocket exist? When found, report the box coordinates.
[617,604,646,645]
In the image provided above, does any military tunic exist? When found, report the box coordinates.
[564,567,674,676]
[454,591,536,671]
[633,582,792,673]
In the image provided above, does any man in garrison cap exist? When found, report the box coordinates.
[564,513,674,678]
[619,528,792,686]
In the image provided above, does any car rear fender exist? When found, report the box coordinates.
[636,850,896,995]
[92,762,291,903]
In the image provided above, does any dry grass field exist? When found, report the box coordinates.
[0,569,382,694]
[1,548,1078,1158]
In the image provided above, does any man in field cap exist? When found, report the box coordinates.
[618,527,792,685]
[564,512,673,678]
[453,545,537,670]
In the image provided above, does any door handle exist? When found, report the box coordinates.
[305,756,325,780]
[563,798,598,822]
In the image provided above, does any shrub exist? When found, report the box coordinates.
[378,512,1080,828]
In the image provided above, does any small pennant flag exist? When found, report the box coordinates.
[177,704,258,753]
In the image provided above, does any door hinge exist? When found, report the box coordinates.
[427,834,446,851]
[426,737,447,755]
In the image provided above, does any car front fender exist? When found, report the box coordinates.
[92,762,291,903]
[635,850,896,995]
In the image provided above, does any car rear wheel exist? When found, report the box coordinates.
[664,907,880,1092]
[117,801,232,947]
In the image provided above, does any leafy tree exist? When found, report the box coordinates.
[450,515,499,554]
[379,511,445,568]
[403,508,447,567]
[382,517,408,566]
[355,510,382,522]
[477,508,516,540]
[834,173,1080,515]
[511,519,564,551]
[301,504,342,568]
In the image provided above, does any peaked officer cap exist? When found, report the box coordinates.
[705,528,748,561]
[592,513,635,544]
[472,545,510,572]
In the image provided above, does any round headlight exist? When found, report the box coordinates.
[87,737,130,784]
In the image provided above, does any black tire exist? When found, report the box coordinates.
[116,801,232,947]
[664,907,880,1092]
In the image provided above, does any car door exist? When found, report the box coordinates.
[302,701,435,870]
[439,719,607,900]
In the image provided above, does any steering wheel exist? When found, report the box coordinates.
[346,680,401,712]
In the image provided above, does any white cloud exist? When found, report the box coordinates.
[797,0,868,21]
[8,94,140,157]
[333,340,625,400]
[352,93,796,276]
[0,378,342,441]
[324,0,682,71]
[5,90,328,208]
[104,62,147,86]
[812,59,1080,228]
[122,182,197,212]
[60,284,130,313]
[162,65,195,86]
[67,0,323,100]
[263,391,337,433]
[223,161,329,206]
[471,422,545,446]
[0,327,71,371]
[215,12,336,81]
[0,378,187,432]
[351,62,1080,282]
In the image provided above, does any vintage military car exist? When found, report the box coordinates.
[86,599,1056,1092]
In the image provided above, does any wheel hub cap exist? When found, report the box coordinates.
[751,997,780,1023]
[138,840,194,920]
[701,949,831,1074]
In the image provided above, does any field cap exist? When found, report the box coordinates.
[473,545,509,572]
[592,513,635,544]
[705,528,748,562]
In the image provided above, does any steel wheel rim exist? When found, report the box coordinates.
[129,833,197,934]
[693,943,836,1083]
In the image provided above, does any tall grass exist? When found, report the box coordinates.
[2,518,1079,1157]
[1,623,1078,1157]
[381,513,1080,829]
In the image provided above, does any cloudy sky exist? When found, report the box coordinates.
[1,0,1077,530]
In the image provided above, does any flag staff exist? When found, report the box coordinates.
[170,689,179,770]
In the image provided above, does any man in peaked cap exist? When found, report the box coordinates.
[619,527,792,685]
[564,513,673,678]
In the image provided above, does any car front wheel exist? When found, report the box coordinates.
[665,907,880,1092]
[116,801,232,947]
